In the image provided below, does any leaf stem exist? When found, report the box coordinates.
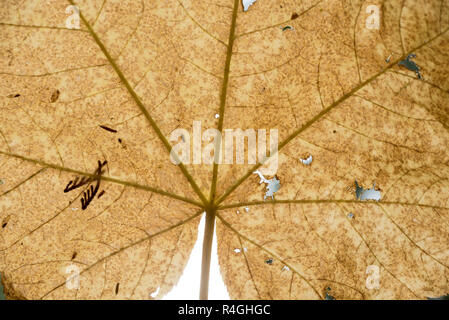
[199,209,215,300]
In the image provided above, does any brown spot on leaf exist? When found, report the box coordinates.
[50,89,60,102]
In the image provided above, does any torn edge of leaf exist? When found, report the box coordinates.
[150,287,160,299]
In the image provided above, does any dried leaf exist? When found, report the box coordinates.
[0,0,448,300]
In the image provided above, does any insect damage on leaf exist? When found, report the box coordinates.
[355,180,381,201]
[64,160,107,210]
[265,258,273,265]
[398,54,422,79]
[265,178,281,200]
[300,155,313,165]
[242,0,257,12]
[253,170,281,200]
[97,190,106,199]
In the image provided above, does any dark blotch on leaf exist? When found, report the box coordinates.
[98,190,105,199]
[50,90,59,102]
[1,216,10,229]
[291,13,299,19]
[7,93,20,98]
[99,125,117,133]
[50,89,60,103]
[115,283,120,294]
[265,258,273,265]
[71,252,77,260]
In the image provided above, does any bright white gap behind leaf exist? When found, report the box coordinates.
[162,214,230,300]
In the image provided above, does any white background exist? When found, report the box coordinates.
[162,214,230,300]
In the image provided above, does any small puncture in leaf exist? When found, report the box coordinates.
[300,155,313,165]
[398,54,422,79]
[347,212,354,219]
[265,258,273,265]
[234,248,241,253]
[385,53,393,63]
[244,206,249,213]
[427,294,449,300]
[282,265,290,271]
[355,180,381,201]
[242,0,257,12]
